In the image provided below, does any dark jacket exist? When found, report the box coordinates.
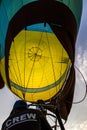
[1,109,52,130]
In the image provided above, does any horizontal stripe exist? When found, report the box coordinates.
[10,69,68,93]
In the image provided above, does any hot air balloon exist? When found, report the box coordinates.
[0,0,83,129]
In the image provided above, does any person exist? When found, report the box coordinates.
[1,100,52,130]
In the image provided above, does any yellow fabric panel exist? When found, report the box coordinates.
[0,58,7,84]
[7,30,71,102]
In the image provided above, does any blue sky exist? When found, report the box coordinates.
[0,0,87,129]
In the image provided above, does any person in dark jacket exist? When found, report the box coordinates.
[1,100,52,130]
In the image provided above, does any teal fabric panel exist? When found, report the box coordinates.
[27,23,53,33]
[56,0,82,29]
[0,0,37,58]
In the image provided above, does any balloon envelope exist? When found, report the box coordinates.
[0,0,82,103]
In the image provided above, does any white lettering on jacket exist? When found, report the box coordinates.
[5,113,37,129]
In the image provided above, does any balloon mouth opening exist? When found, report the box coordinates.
[4,1,77,102]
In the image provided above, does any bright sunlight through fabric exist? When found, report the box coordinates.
[6,24,71,102]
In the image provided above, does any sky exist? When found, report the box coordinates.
[0,0,87,130]
[65,0,87,129]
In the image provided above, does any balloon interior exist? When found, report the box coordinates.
[0,0,82,117]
